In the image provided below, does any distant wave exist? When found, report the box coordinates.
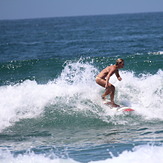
[148,51,163,55]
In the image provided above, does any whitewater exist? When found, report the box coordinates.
[0,61,162,131]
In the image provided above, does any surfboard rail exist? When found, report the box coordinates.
[117,107,135,112]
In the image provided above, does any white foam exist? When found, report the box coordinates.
[0,80,63,131]
[0,61,99,131]
[116,70,163,119]
[0,150,78,163]
[89,145,163,163]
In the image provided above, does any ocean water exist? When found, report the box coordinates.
[0,12,163,163]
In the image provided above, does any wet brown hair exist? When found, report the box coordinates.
[116,58,124,65]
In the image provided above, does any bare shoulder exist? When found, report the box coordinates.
[108,65,118,75]
[109,65,117,71]
[106,65,114,70]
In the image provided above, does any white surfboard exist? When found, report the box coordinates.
[116,106,134,112]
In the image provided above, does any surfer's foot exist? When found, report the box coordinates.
[105,102,120,107]
[111,103,120,107]
[101,95,107,100]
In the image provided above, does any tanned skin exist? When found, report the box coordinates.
[96,59,124,107]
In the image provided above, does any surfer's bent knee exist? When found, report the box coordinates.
[95,76,105,86]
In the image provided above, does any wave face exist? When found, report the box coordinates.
[0,60,162,132]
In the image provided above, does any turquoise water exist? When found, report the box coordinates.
[0,12,163,162]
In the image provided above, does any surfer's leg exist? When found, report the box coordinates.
[109,85,119,107]
[103,86,120,107]
[96,77,108,99]
[96,77,119,107]
[96,77,114,101]
[102,88,111,99]
[109,85,115,103]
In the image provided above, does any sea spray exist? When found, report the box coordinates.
[116,69,163,119]
[0,149,78,163]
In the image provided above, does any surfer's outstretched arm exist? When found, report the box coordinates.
[115,70,122,81]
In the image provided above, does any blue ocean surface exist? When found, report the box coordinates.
[0,12,163,162]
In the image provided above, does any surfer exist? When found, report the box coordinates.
[96,58,124,107]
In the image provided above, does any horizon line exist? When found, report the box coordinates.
[0,10,163,21]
